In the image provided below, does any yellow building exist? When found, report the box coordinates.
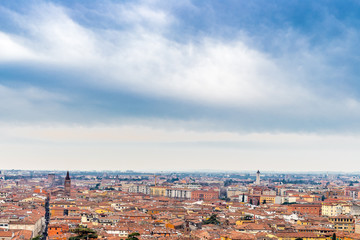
[290,194,321,203]
[343,205,352,215]
[322,204,342,217]
[94,208,112,214]
[329,215,355,233]
[322,203,352,217]
[150,186,167,197]
[235,215,255,225]
[260,195,276,204]
[297,220,312,226]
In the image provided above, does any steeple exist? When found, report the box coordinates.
[65,171,70,180]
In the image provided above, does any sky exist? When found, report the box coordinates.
[1,0,360,171]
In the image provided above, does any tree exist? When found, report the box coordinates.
[166,177,179,183]
[220,196,230,202]
[295,238,303,240]
[31,236,41,240]
[69,227,97,239]
[242,215,253,221]
[126,232,140,240]
[332,233,336,240]
[224,179,233,187]
[249,199,253,205]
[242,194,245,202]
[262,199,266,204]
[203,214,220,225]
[321,195,326,201]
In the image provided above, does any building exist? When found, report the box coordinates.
[150,186,167,197]
[64,171,71,196]
[166,188,192,199]
[259,195,276,204]
[287,204,322,216]
[8,215,45,238]
[191,190,218,201]
[48,173,55,186]
[255,170,260,185]
[321,203,351,217]
[329,215,355,233]
[274,196,297,204]
[248,195,261,205]
[128,184,150,195]
[350,204,360,216]
[226,186,247,199]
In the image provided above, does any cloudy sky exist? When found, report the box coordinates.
[1,0,360,171]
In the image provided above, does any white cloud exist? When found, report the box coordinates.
[0,85,70,121]
[0,1,360,129]
[0,2,325,105]
[0,32,37,62]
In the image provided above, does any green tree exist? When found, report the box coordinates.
[295,238,303,240]
[126,232,140,240]
[241,215,253,221]
[31,236,41,240]
[220,196,230,202]
[69,227,97,239]
[203,214,220,225]
[332,233,336,240]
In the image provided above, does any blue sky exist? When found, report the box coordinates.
[1,0,360,171]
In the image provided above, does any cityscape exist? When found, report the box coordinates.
[0,170,360,239]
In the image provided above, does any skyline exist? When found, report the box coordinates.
[1,1,360,171]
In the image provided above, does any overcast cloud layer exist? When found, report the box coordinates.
[1,0,360,171]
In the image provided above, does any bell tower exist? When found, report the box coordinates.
[64,171,71,196]
[256,170,261,185]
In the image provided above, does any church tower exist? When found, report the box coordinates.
[64,171,71,196]
[255,170,261,185]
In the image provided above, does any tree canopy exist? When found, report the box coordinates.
[126,232,140,240]
[203,214,220,225]
[69,227,98,239]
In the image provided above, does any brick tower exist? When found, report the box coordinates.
[64,171,71,196]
